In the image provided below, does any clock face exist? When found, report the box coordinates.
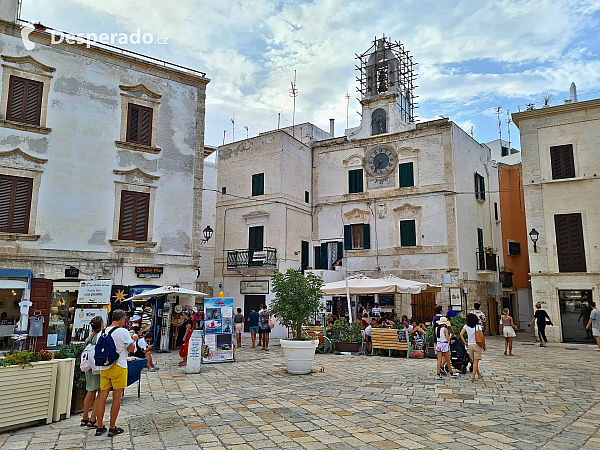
[366,148,395,176]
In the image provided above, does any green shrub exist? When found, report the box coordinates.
[0,350,54,367]
[330,318,363,342]
[55,343,87,393]
[425,315,467,345]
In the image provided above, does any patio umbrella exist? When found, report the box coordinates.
[321,276,439,296]
[128,285,207,301]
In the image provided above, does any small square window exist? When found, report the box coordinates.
[252,173,264,196]
[221,187,226,195]
[305,191,309,203]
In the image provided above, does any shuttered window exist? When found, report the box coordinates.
[252,173,264,196]
[6,76,43,126]
[118,191,150,241]
[400,220,416,247]
[474,173,485,200]
[126,104,153,145]
[344,224,370,250]
[0,175,33,234]
[398,162,414,188]
[550,144,575,180]
[348,169,363,194]
[554,213,586,272]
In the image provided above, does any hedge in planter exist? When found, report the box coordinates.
[331,318,363,352]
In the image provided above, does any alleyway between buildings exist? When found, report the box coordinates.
[1,336,599,449]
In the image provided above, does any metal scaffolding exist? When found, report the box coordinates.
[355,35,418,122]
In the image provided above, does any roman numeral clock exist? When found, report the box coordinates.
[366,147,396,189]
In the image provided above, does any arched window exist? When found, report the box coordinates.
[371,108,386,135]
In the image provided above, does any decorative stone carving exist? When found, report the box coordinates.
[0,148,47,173]
[343,208,371,223]
[0,148,48,164]
[113,167,160,183]
[119,83,162,99]
[397,146,419,156]
[377,203,387,219]
[393,203,422,218]
[343,154,364,167]
[1,55,56,73]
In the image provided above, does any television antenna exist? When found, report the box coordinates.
[289,70,298,137]
[506,110,512,152]
[493,106,502,144]
[345,92,351,129]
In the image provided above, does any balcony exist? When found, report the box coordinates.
[500,271,513,288]
[476,251,498,273]
[227,247,277,270]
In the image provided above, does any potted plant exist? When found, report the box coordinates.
[331,318,363,352]
[425,326,435,358]
[270,268,324,374]
[483,246,497,255]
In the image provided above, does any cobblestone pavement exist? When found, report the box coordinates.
[1,336,599,449]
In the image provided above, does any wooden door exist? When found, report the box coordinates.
[488,298,499,335]
[29,278,52,351]
[411,292,436,324]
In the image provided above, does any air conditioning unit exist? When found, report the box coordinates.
[508,241,521,256]
[488,282,503,296]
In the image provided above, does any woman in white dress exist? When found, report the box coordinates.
[501,308,518,356]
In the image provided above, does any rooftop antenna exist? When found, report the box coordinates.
[222,130,226,145]
[277,112,281,129]
[345,92,351,129]
[289,70,298,137]
[470,126,474,138]
[506,110,512,152]
[231,113,235,143]
[493,106,502,144]
[244,125,249,139]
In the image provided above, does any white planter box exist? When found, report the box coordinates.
[53,358,75,422]
[0,360,58,429]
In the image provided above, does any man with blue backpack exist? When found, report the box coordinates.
[92,309,137,438]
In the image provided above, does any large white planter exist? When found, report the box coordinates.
[53,358,75,422]
[280,339,318,375]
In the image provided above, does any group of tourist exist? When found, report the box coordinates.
[235,305,272,351]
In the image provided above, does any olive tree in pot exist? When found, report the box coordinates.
[331,318,363,352]
[270,268,324,374]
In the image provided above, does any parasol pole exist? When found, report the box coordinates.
[344,273,364,324]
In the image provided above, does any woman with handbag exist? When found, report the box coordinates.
[460,313,485,382]
[81,316,104,428]
[529,303,553,347]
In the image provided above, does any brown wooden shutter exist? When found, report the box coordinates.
[119,191,149,241]
[555,213,586,272]
[550,144,575,180]
[0,175,33,233]
[126,104,153,145]
[7,76,43,125]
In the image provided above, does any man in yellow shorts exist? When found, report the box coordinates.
[93,310,137,438]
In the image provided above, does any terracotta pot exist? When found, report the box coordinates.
[334,341,361,353]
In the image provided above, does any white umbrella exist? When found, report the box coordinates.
[321,276,439,296]
[128,285,207,300]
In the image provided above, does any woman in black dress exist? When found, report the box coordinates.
[529,303,553,347]
[177,311,193,366]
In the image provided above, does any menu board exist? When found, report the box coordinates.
[203,297,234,363]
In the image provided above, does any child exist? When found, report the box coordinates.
[501,308,518,356]
[435,317,458,380]
[132,327,159,372]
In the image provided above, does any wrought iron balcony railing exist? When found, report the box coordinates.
[476,251,498,272]
[500,271,513,288]
[227,247,277,269]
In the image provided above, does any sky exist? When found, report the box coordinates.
[20,0,600,149]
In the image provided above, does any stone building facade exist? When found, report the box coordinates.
[215,37,503,335]
[513,99,600,343]
[0,7,210,348]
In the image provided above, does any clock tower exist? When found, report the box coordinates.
[346,36,417,141]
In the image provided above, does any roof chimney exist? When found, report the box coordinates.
[0,0,19,23]
[570,82,578,103]
[329,118,334,137]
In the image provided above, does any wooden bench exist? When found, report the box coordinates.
[294,326,332,353]
[370,328,411,358]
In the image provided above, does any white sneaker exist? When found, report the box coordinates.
[594,348,600,351]
[449,373,458,378]
[436,374,444,380]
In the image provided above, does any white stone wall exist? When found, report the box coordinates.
[514,100,600,342]
[0,23,208,288]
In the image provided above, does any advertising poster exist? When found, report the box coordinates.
[72,308,108,339]
[203,297,234,363]
[78,280,113,305]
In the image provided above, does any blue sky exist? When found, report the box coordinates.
[20,0,600,149]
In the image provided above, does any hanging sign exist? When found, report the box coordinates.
[203,297,234,363]
[240,280,269,294]
[78,280,112,304]
[72,309,108,339]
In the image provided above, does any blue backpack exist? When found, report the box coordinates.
[94,327,120,367]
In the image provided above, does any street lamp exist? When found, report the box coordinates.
[529,228,539,253]
[201,225,213,244]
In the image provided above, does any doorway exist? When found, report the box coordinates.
[411,292,436,324]
[488,298,499,335]
[559,290,593,343]
[244,295,265,332]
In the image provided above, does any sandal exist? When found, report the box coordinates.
[95,426,107,436]
[87,419,97,428]
[108,427,125,438]
[81,418,89,426]
[179,361,186,366]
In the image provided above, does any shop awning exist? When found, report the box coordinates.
[321,275,440,296]
[0,280,28,290]
[128,285,208,300]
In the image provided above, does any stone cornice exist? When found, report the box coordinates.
[113,167,160,181]
[512,98,600,128]
[1,54,56,72]
[119,83,162,99]
[0,147,48,164]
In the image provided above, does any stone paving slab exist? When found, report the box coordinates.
[1,336,599,449]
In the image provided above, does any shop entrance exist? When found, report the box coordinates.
[488,298,499,335]
[559,290,593,343]
[244,295,265,332]
[0,285,24,351]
